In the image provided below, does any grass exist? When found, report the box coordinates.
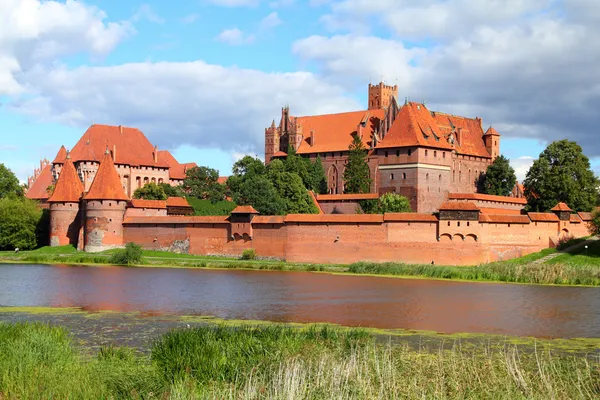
[3,239,600,286]
[0,322,599,399]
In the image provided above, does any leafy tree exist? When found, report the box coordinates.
[523,140,598,212]
[344,135,371,194]
[378,193,412,213]
[0,197,42,250]
[233,175,285,215]
[0,164,23,198]
[183,166,225,202]
[133,182,167,200]
[270,171,318,214]
[159,182,185,198]
[309,156,328,194]
[284,152,311,189]
[479,155,516,196]
[110,242,143,265]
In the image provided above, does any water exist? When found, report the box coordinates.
[1,264,599,338]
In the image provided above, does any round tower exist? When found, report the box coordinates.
[48,152,83,247]
[83,147,129,252]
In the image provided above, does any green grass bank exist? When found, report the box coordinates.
[1,321,599,399]
[2,238,600,286]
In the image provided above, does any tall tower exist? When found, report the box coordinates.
[264,120,280,165]
[83,148,129,252]
[48,152,83,247]
[483,126,501,161]
[368,82,398,110]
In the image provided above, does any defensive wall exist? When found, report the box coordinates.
[122,206,593,266]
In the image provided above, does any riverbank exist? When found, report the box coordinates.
[2,238,600,286]
[0,318,598,399]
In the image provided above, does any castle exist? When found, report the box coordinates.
[265,82,500,212]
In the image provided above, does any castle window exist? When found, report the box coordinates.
[467,222,470,226]
[391,173,394,180]
[385,151,388,158]
[426,173,429,181]
[403,173,407,180]
[425,150,428,156]
[408,149,412,156]
[448,221,450,226]
[439,174,442,181]
[434,151,437,157]
[458,222,461,227]
[396,150,400,157]
[443,152,446,158]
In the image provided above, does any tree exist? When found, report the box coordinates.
[183,166,225,202]
[0,164,23,199]
[479,155,517,196]
[233,175,285,215]
[0,197,43,250]
[270,171,319,214]
[523,140,598,212]
[309,156,328,194]
[344,135,371,194]
[133,182,167,200]
[378,193,412,213]
[159,182,185,198]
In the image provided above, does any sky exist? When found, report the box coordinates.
[1,0,599,184]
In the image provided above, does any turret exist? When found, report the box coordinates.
[83,147,129,252]
[265,119,279,165]
[483,126,500,161]
[48,152,83,247]
[368,82,398,111]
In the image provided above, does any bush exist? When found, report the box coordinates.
[110,243,143,265]
[241,248,256,260]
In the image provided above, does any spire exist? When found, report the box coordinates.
[48,157,83,203]
[271,119,276,128]
[52,145,68,164]
[85,150,129,201]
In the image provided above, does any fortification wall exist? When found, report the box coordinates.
[49,202,81,247]
[84,200,127,252]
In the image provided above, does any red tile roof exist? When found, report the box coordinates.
[25,164,53,200]
[378,102,454,150]
[130,199,166,209]
[384,213,438,222]
[479,208,523,215]
[157,150,197,180]
[217,176,229,185]
[272,151,288,158]
[285,214,383,223]
[439,201,479,211]
[570,214,582,223]
[52,146,67,164]
[253,216,287,224]
[294,109,385,154]
[479,214,530,224]
[231,205,259,214]
[85,150,129,201]
[70,124,169,168]
[528,212,560,222]
[123,216,229,224]
[448,193,527,205]
[551,202,572,212]
[484,126,500,136]
[578,212,593,221]
[432,111,491,158]
[317,193,379,201]
[166,197,191,207]
[48,158,83,203]
[308,191,324,214]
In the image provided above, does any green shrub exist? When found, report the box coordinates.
[240,248,256,260]
[110,243,143,265]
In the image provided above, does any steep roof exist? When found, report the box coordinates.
[294,109,385,154]
[484,126,500,136]
[432,111,492,157]
[551,202,572,212]
[25,164,53,200]
[378,102,453,150]
[158,150,198,180]
[69,124,169,168]
[85,150,129,201]
[231,205,259,214]
[52,146,67,164]
[48,157,83,203]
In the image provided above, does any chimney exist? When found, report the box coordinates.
[112,145,116,162]
[456,128,463,146]
[154,145,158,163]
[310,130,314,146]
[119,125,123,134]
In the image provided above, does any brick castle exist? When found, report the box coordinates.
[23,83,592,265]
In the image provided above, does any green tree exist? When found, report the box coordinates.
[378,193,412,213]
[479,155,516,196]
[309,156,328,194]
[133,182,167,200]
[344,135,371,194]
[0,197,42,250]
[0,164,23,198]
[159,182,185,198]
[523,140,598,212]
[183,166,225,202]
[271,171,318,214]
[233,175,285,215]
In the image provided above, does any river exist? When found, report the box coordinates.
[1,263,599,338]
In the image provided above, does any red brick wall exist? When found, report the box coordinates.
[84,200,127,252]
[49,202,81,247]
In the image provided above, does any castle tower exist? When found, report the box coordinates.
[483,126,500,161]
[264,120,279,165]
[368,82,398,110]
[47,152,83,247]
[51,145,67,182]
[83,147,129,252]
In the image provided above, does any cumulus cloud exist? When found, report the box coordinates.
[260,12,282,29]
[510,156,535,182]
[216,28,255,45]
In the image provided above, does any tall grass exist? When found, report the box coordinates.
[0,322,599,399]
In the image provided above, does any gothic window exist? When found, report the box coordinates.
[391,173,394,180]
[434,151,437,157]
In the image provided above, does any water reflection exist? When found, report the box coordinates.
[1,264,599,338]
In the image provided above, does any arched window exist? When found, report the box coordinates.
[434,151,437,157]
[425,150,428,156]
[390,173,394,180]
[439,174,442,181]
[403,173,407,180]
[426,173,429,181]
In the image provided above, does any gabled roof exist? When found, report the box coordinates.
[52,146,67,164]
[551,202,572,212]
[231,205,259,214]
[432,111,491,157]
[378,102,453,150]
[295,109,385,154]
[484,126,500,136]
[578,212,593,221]
[85,150,129,201]
[48,157,83,203]
[130,199,166,209]
[25,164,53,200]
[70,124,169,168]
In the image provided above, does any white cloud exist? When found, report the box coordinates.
[260,12,282,29]
[0,0,133,95]
[180,14,199,24]
[216,28,255,45]
[510,156,535,182]
[132,4,165,24]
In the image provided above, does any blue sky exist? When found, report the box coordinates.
[1,0,598,183]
